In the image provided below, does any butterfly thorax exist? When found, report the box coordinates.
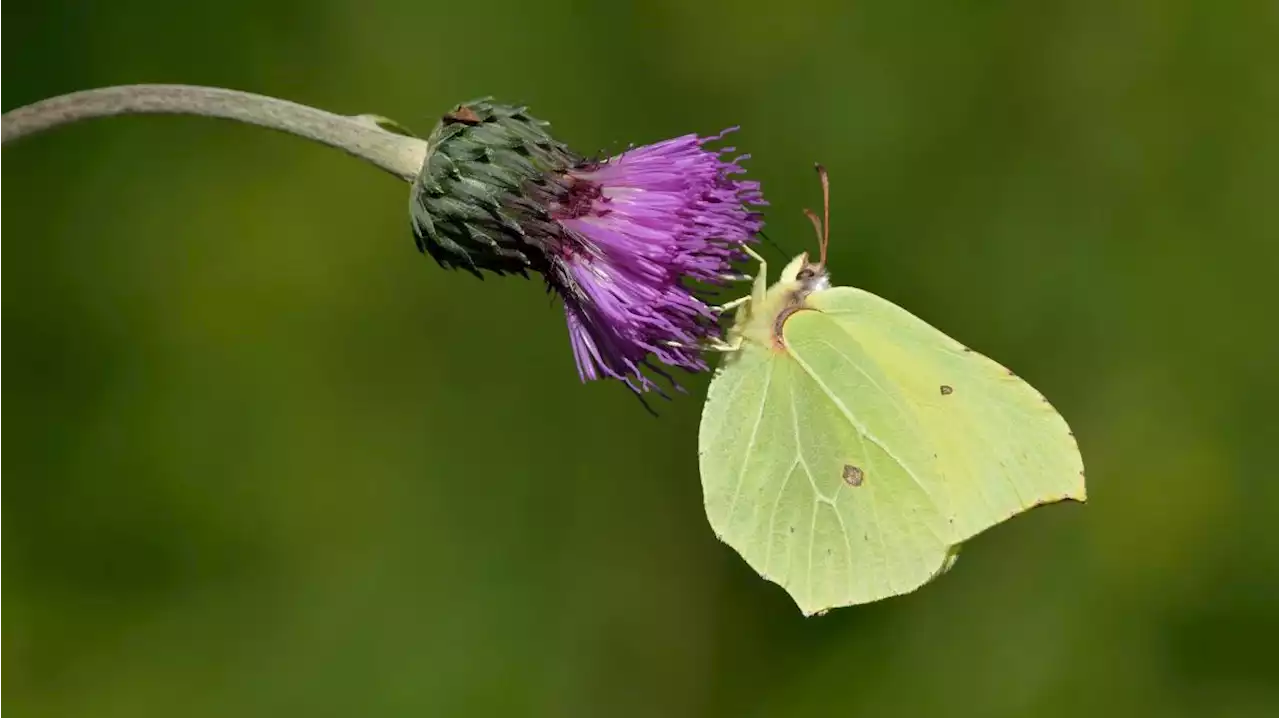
[728,253,830,352]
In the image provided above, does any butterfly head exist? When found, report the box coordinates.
[782,252,830,294]
[790,163,833,294]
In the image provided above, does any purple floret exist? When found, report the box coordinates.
[544,128,765,395]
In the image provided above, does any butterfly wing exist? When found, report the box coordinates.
[699,340,954,616]
[794,287,1087,545]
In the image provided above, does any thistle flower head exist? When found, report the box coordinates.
[411,99,765,396]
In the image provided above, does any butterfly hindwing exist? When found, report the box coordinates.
[700,326,954,615]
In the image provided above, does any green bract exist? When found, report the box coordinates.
[409,99,580,278]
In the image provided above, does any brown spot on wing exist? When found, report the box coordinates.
[939,385,954,395]
[842,464,864,487]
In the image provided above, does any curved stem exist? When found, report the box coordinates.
[1,84,429,181]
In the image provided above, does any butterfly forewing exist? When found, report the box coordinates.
[805,287,1086,542]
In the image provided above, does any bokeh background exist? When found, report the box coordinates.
[3,1,1274,716]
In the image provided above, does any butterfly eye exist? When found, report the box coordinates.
[797,268,815,280]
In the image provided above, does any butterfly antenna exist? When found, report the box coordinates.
[802,208,824,259]
[757,229,788,259]
[814,163,830,267]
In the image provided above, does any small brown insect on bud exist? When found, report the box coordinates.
[443,106,482,125]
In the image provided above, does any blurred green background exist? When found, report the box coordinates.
[3,1,1274,716]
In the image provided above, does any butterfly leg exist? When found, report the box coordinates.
[713,295,751,315]
[668,337,742,352]
[712,246,769,316]
[705,245,766,354]
[744,245,769,307]
[704,336,744,353]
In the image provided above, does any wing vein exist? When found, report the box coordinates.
[788,375,822,608]
[829,496,857,600]
[724,357,775,532]
[846,396,892,594]
[763,456,801,576]
[788,339,944,538]
[789,379,824,500]
[807,500,818,608]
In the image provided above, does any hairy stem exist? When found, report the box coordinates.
[1,84,429,181]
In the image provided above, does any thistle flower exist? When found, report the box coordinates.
[410,99,764,396]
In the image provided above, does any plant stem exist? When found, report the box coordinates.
[1,84,429,181]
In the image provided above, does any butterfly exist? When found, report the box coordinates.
[698,165,1086,615]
